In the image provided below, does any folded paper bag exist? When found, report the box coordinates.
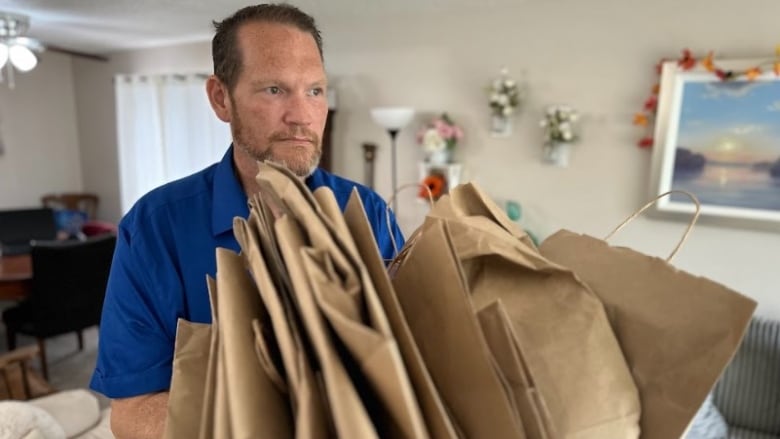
[345,190,458,439]
[259,162,428,438]
[215,248,293,438]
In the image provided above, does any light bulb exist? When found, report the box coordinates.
[9,44,37,72]
[0,43,8,69]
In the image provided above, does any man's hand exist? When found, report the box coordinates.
[110,392,169,439]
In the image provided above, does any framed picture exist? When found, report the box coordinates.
[648,58,780,232]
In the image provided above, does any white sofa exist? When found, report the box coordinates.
[0,389,112,439]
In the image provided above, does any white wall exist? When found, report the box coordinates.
[70,0,780,317]
[0,51,82,208]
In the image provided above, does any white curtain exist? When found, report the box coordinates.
[114,74,231,213]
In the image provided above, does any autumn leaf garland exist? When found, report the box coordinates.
[634,46,780,149]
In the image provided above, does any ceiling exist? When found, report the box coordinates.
[0,0,516,56]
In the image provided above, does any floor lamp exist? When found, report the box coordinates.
[370,107,415,214]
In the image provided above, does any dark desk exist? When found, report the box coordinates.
[0,255,32,300]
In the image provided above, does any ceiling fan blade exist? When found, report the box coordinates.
[45,44,109,62]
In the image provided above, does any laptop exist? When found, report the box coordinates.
[0,208,58,256]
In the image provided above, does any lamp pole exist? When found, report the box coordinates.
[388,129,399,215]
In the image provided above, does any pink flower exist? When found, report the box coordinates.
[437,122,454,139]
[417,113,463,150]
[453,126,464,140]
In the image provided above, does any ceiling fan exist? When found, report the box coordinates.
[0,11,108,88]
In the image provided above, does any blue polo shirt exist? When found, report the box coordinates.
[90,147,404,398]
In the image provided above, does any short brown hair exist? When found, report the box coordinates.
[212,3,323,90]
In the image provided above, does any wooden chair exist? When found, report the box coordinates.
[41,193,99,220]
[0,345,55,400]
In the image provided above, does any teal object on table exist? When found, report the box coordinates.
[505,200,522,221]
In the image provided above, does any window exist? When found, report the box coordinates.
[114,74,230,213]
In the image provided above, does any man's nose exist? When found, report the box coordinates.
[283,93,313,126]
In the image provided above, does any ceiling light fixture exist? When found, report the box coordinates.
[0,12,44,89]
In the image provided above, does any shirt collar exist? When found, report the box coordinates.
[305,167,326,190]
[211,149,329,236]
[211,145,249,236]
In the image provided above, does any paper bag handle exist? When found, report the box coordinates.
[604,190,701,262]
[384,182,435,260]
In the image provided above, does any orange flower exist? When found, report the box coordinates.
[419,174,446,200]
[746,67,762,80]
[633,113,649,126]
[774,62,780,76]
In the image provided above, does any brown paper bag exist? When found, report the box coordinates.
[259,163,430,439]
[392,217,526,439]
[344,190,459,439]
[215,248,293,438]
[234,211,330,439]
[429,183,535,248]
[311,187,432,439]
[163,319,211,439]
[274,214,380,439]
[423,192,642,438]
[540,229,757,439]
[198,277,220,439]
[166,274,222,439]
[214,337,232,439]
[476,300,554,439]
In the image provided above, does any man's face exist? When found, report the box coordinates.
[227,21,328,178]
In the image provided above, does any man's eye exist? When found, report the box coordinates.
[309,87,324,97]
[267,86,281,95]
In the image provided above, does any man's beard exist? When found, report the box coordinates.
[230,106,322,178]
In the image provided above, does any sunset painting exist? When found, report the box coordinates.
[668,79,780,212]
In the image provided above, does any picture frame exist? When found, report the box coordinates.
[648,58,780,232]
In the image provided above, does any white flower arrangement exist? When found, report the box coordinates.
[420,129,446,153]
[488,68,521,117]
[540,105,579,144]
[416,113,463,154]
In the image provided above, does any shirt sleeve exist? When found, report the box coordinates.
[89,216,181,398]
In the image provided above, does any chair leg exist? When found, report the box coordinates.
[77,330,84,351]
[36,338,49,381]
[5,329,16,351]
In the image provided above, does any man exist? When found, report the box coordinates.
[90,4,404,438]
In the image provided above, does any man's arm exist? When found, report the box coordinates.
[110,392,169,439]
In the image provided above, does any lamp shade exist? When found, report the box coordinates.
[0,43,8,69]
[370,107,415,131]
[9,44,37,72]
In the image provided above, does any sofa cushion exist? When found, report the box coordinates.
[713,317,780,434]
[28,389,101,438]
[0,400,66,439]
[728,426,780,439]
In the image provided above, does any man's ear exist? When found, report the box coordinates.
[206,75,231,122]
